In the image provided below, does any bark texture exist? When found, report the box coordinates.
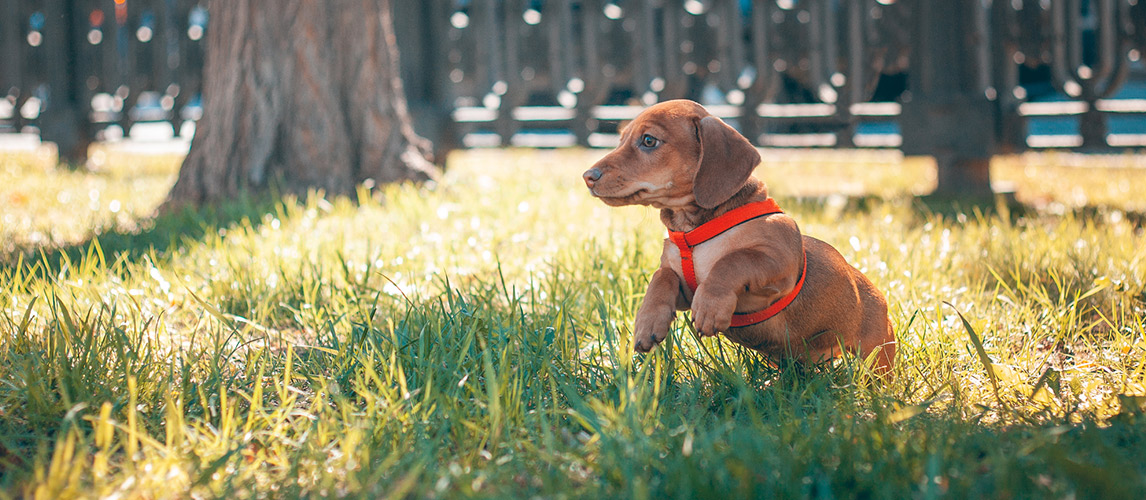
[165,0,438,208]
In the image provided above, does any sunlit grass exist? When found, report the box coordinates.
[993,151,1146,212]
[0,146,181,255]
[0,147,1144,498]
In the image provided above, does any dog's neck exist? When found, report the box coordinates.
[660,179,769,232]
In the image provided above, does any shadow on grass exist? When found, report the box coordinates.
[786,191,1146,230]
[0,192,287,279]
[782,192,1021,220]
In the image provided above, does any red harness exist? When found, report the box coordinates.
[667,198,807,328]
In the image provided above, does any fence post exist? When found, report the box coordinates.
[38,0,92,165]
[1,0,21,112]
[394,0,459,163]
[900,0,995,198]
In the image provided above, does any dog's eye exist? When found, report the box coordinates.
[639,134,660,149]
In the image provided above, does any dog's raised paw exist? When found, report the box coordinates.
[691,287,736,336]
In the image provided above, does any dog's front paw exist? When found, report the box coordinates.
[633,303,675,353]
[691,287,737,337]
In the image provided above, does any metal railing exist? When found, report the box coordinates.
[3,1,1145,170]
[434,0,1146,153]
[1,0,205,157]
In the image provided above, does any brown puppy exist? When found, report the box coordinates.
[582,99,895,374]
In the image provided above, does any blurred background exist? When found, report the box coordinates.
[1,0,1145,193]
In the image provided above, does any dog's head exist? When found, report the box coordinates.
[582,99,761,209]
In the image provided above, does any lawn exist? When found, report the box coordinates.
[1,146,1145,499]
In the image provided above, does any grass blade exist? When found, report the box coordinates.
[944,301,1007,411]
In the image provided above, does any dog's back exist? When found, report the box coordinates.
[723,235,895,373]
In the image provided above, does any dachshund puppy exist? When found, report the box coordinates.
[583,99,895,374]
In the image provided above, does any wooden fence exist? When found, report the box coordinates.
[1,0,204,159]
[3,1,1146,190]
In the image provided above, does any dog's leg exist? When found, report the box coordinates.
[860,323,896,380]
[852,293,896,379]
[691,249,793,337]
[633,267,683,352]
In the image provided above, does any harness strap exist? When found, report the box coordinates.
[667,198,806,328]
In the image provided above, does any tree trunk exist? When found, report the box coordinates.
[901,0,996,199]
[163,0,439,209]
[39,0,94,166]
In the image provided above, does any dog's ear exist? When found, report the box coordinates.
[692,116,761,209]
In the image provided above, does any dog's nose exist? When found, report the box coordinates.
[583,168,602,188]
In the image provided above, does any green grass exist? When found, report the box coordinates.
[1,146,1145,499]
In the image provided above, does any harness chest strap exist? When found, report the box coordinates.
[667,198,807,328]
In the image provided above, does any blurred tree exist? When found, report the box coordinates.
[39,0,93,167]
[163,0,438,209]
